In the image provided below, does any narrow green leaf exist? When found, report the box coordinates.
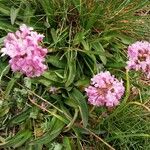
[24,144,43,150]
[73,32,86,45]
[10,6,20,25]
[75,77,90,88]
[51,28,58,43]
[106,62,126,68]
[65,51,77,87]
[7,108,31,125]
[71,0,82,14]
[42,70,64,83]
[92,42,107,65]
[4,77,16,99]
[0,64,10,82]
[51,143,63,150]
[0,21,16,32]
[63,137,72,150]
[113,0,131,14]
[23,3,35,24]
[0,3,10,15]
[0,130,32,148]
[24,77,32,89]
[47,55,66,68]
[69,88,88,127]
[38,0,54,23]
[0,105,9,117]
[35,77,53,87]
[30,118,65,145]
[86,5,103,30]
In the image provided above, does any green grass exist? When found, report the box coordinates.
[0,0,150,149]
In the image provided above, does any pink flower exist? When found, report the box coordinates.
[9,55,47,77]
[49,86,58,94]
[127,41,150,78]
[85,71,125,107]
[1,24,47,77]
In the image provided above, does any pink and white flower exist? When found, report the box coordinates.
[85,71,125,107]
[127,41,150,78]
[1,24,47,77]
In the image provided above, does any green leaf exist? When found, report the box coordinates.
[30,107,39,119]
[69,88,88,127]
[30,118,65,145]
[33,77,53,87]
[86,4,103,30]
[0,21,16,32]
[50,143,63,150]
[7,108,31,125]
[0,37,5,46]
[107,62,126,68]
[63,137,72,150]
[39,0,54,24]
[0,104,9,117]
[113,0,131,14]
[0,130,32,148]
[0,3,10,15]
[23,2,35,24]
[10,6,20,25]
[0,64,10,82]
[42,70,64,83]
[132,0,149,11]
[81,53,97,74]
[81,40,90,51]
[75,77,90,88]
[65,98,78,108]
[47,55,66,68]
[73,31,86,45]
[117,34,135,45]
[51,28,58,43]
[92,42,107,65]
[4,77,16,99]
[24,144,43,150]
[65,51,77,87]
[71,0,82,14]
[24,77,32,89]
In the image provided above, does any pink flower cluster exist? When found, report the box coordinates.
[1,24,47,77]
[85,71,125,107]
[127,41,150,78]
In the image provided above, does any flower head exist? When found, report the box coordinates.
[1,24,47,77]
[127,41,150,78]
[85,71,125,107]
[49,86,58,94]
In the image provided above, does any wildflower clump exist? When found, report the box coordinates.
[85,71,125,107]
[1,24,47,77]
[127,41,150,78]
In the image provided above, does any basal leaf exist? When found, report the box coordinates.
[0,21,16,32]
[7,108,31,125]
[30,118,65,145]
[42,70,64,83]
[4,77,16,99]
[0,3,10,15]
[63,137,72,150]
[47,55,66,68]
[65,51,77,87]
[10,6,20,25]
[0,105,9,117]
[92,42,107,65]
[69,88,88,127]
[0,130,32,148]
